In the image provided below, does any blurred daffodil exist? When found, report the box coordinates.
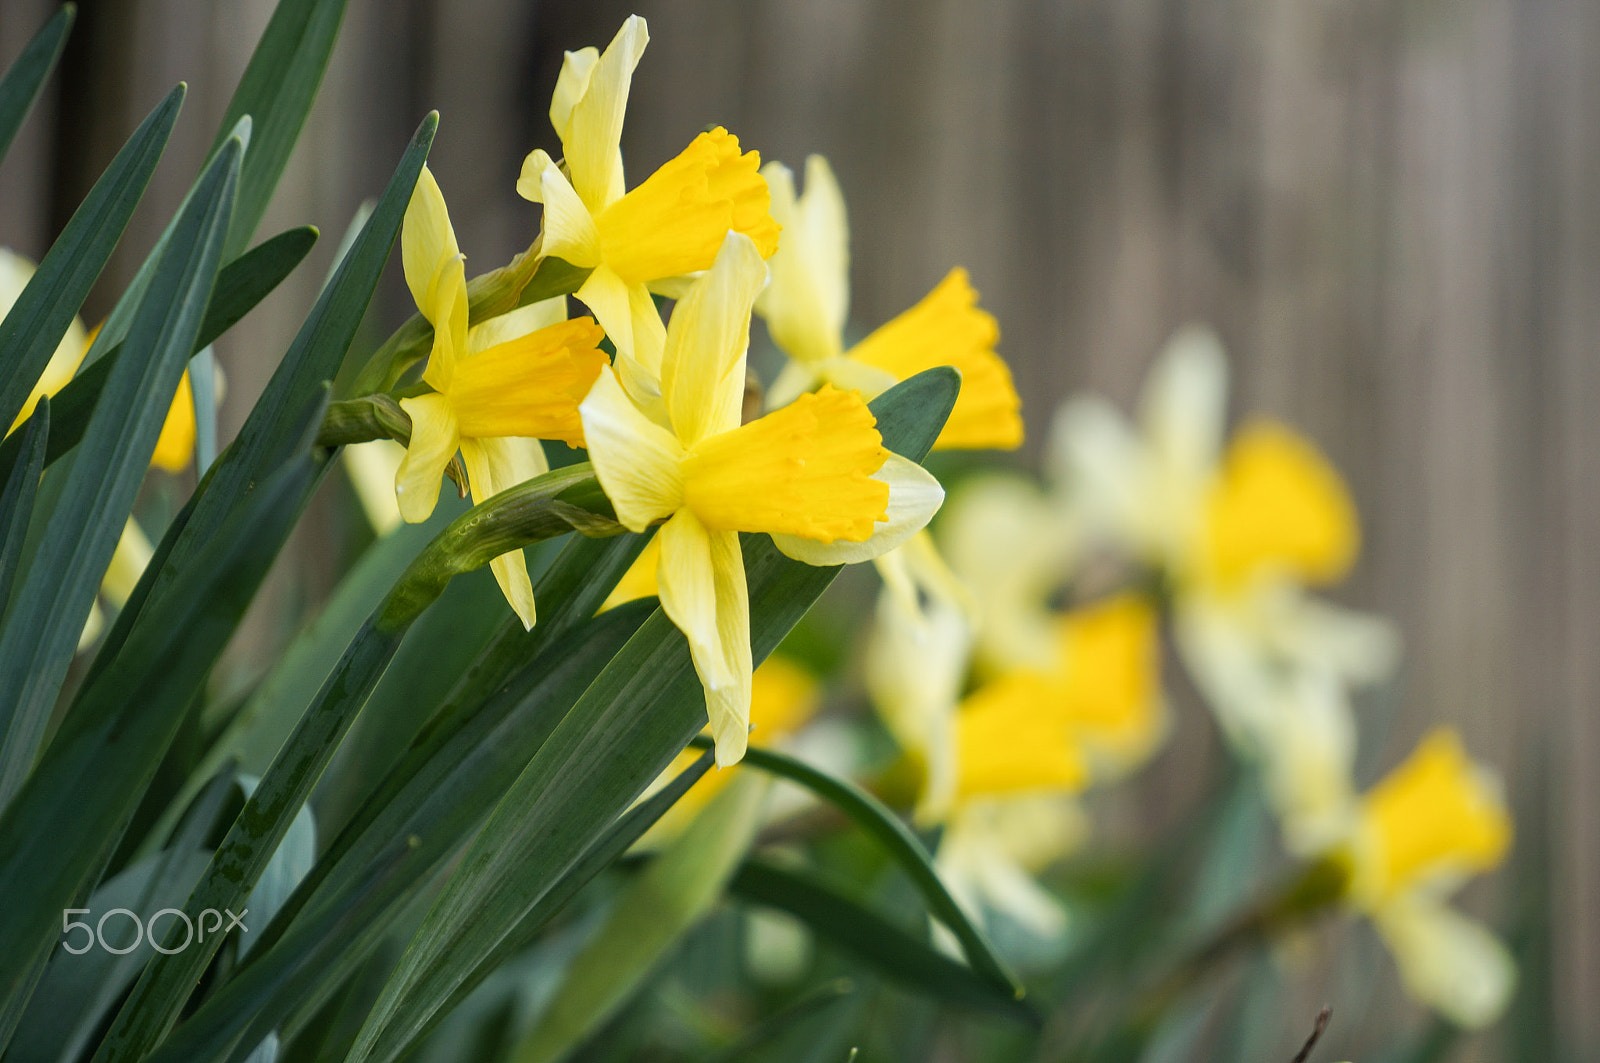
[517,15,780,402]
[1345,729,1515,1029]
[395,165,610,628]
[580,232,943,765]
[1,247,87,435]
[756,156,1022,451]
[939,471,1077,674]
[1054,327,1398,840]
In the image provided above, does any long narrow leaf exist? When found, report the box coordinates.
[88,114,436,685]
[0,83,182,434]
[0,400,47,611]
[97,465,617,1062]
[688,737,1017,996]
[143,604,660,1063]
[0,6,73,167]
[345,369,960,1063]
[0,447,314,1047]
[214,0,349,258]
[0,225,319,472]
[510,773,773,1063]
[726,860,1037,1024]
[0,131,238,812]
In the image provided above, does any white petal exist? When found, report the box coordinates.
[771,453,943,566]
[1375,897,1517,1029]
[1047,395,1149,549]
[578,365,684,531]
[753,158,847,368]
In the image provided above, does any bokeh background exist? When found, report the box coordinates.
[1,0,1594,1059]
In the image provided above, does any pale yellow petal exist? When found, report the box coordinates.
[394,393,461,523]
[656,512,754,765]
[549,46,600,142]
[527,151,602,268]
[812,356,898,401]
[1139,324,1229,492]
[578,365,685,531]
[564,15,648,213]
[101,518,154,609]
[401,166,461,318]
[2,248,89,433]
[623,279,667,391]
[345,440,406,535]
[660,232,767,446]
[754,157,847,368]
[459,436,544,629]
[763,357,821,412]
[1374,898,1516,1029]
[419,253,468,394]
[771,453,942,565]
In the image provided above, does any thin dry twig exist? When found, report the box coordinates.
[1290,1007,1332,1063]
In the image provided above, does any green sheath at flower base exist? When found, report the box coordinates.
[375,463,621,632]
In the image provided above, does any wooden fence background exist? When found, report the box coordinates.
[1,0,1596,1058]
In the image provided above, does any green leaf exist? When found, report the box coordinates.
[0,446,316,1049]
[0,5,73,167]
[89,114,436,685]
[0,225,319,472]
[703,979,858,1063]
[0,399,48,611]
[238,775,317,960]
[0,83,182,436]
[509,772,773,1063]
[692,738,1018,998]
[0,129,237,813]
[140,604,659,1063]
[213,0,349,258]
[726,860,1036,1025]
[343,369,959,1063]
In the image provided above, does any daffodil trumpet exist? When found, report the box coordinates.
[580,231,945,767]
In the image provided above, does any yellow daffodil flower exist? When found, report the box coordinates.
[579,231,944,765]
[394,166,610,628]
[756,155,1022,451]
[1054,327,1398,836]
[517,15,780,402]
[1345,729,1515,1029]
[3,251,215,475]
[77,518,156,653]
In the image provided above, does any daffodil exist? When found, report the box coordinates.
[1344,729,1515,1028]
[1053,328,1398,829]
[579,231,943,766]
[394,165,610,629]
[1,247,87,435]
[517,15,780,403]
[756,155,1022,451]
[938,471,1077,674]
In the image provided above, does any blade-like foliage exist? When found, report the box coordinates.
[213,0,349,258]
[726,860,1037,1024]
[0,400,48,611]
[0,83,182,436]
[0,445,314,1048]
[0,5,73,167]
[689,737,1017,996]
[0,130,237,813]
[0,224,319,472]
[344,369,960,1063]
[88,113,436,683]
